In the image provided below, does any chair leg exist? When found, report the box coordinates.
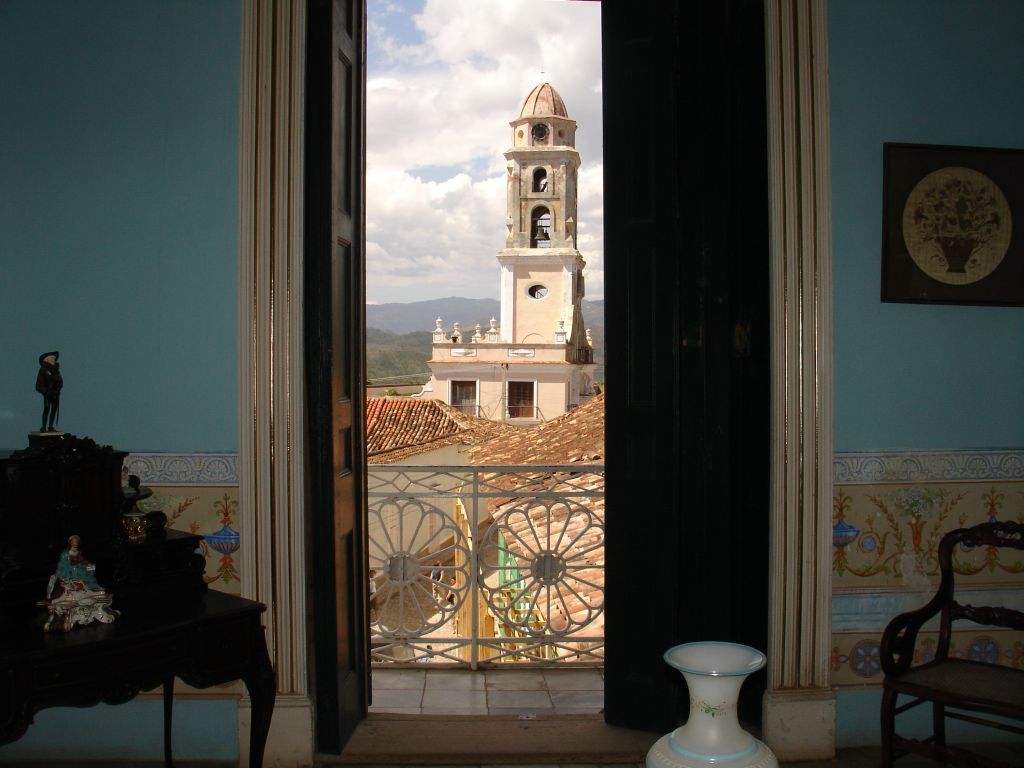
[880,685,898,768]
[932,701,946,746]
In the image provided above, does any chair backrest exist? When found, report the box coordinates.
[934,521,1024,660]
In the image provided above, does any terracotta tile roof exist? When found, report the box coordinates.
[366,397,517,464]
[465,393,604,465]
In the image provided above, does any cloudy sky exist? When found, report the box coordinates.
[366,0,603,305]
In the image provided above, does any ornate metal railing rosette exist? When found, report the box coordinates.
[367,497,470,635]
[478,499,604,637]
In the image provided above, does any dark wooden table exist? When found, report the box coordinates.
[0,590,275,767]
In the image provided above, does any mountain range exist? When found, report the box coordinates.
[366,297,605,386]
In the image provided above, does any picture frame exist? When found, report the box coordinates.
[881,143,1024,305]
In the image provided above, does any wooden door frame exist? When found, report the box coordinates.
[236,0,315,764]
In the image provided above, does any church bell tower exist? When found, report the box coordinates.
[499,82,590,365]
[421,83,595,422]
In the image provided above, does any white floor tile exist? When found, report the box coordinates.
[487,689,553,709]
[484,670,547,691]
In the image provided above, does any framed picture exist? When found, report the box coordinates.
[882,143,1024,305]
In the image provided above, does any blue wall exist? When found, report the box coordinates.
[830,0,1024,748]
[831,0,1024,452]
[0,0,240,453]
[0,700,239,763]
[0,1,240,761]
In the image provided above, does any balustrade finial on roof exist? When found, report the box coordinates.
[473,324,483,342]
[486,318,500,342]
[451,321,462,343]
[433,317,446,343]
[555,318,567,343]
[585,328,593,346]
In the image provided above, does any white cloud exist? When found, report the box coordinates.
[367,0,603,304]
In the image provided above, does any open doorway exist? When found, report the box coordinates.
[304,0,771,755]
[362,0,607,716]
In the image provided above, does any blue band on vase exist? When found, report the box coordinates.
[668,735,757,763]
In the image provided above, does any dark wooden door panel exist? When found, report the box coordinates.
[603,0,770,732]
[306,0,368,753]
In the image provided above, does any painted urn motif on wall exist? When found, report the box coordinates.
[832,518,860,549]
[204,523,240,556]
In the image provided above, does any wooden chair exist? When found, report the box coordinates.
[880,520,1024,767]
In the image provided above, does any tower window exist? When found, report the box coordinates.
[527,284,548,299]
[531,123,549,145]
[533,168,548,193]
[530,206,551,248]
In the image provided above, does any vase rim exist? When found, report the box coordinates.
[663,640,767,677]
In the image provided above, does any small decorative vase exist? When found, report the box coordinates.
[121,511,148,542]
[646,642,778,768]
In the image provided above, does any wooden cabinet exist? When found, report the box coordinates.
[0,434,274,765]
[1,434,207,618]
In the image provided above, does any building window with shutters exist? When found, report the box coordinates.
[450,380,478,416]
[506,380,536,419]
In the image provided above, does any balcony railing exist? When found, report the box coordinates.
[367,464,605,668]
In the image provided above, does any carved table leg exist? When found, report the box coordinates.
[242,626,276,768]
[163,675,175,768]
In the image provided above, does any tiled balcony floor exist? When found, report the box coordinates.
[369,668,605,716]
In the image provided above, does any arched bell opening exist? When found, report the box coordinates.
[530,205,552,248]
[533,167,548,193]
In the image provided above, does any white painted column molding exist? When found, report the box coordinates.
[238,1,314,765]
[500,264,515,341]
[763,0,836,761]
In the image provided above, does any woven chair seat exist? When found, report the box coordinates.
[888,658,1024,715]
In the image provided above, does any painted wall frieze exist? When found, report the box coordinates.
[835,449,1024,483]
[831,629,1024,687]
[125,452,238,485]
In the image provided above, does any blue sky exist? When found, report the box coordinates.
[366,0,603,305]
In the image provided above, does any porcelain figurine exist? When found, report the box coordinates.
[41,535,119,631]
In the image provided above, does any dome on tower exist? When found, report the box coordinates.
[518,82,569,119]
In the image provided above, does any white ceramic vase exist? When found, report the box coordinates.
[646,642,778,768]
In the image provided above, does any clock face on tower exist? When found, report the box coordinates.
[531,123,549,144]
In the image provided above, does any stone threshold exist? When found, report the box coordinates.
[323,714,658,765]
